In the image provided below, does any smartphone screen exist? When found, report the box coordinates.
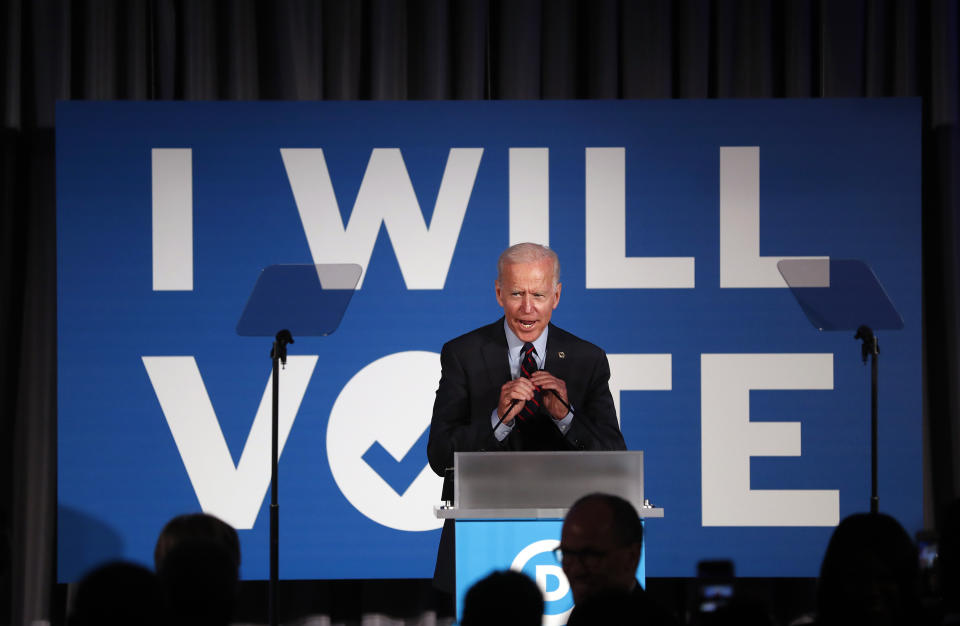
[697,560,735,613]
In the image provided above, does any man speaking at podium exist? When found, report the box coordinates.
[427,242,627,592]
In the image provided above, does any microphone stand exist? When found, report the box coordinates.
[854,326,879,514]
[269,329,293,626]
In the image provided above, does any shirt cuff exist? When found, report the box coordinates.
[491,409,515,441]
[553,411,574,435]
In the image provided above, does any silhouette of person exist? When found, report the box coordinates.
[560,493,679,625]
[816,512,921,626]
[461,569,543,626]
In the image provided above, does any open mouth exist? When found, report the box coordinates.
[518,320,537,330]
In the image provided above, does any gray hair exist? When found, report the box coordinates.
[497,242,560,287]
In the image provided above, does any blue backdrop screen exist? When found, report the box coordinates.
[57,100,921,582]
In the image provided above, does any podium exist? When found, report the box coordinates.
[435,451,663,624]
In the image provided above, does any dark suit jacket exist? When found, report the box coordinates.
[566,583,681,626]
[427,318,626,591]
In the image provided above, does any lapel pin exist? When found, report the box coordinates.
[558,351,565,359]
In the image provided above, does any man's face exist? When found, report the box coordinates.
[559,501,640,604]
[495,258,561,343]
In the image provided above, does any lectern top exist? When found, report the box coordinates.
[453,450,646,514]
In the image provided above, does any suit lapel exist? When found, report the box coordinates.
[480,319,511,388]
[543,323,570,380]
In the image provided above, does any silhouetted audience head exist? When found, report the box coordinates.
[158,538,239,626]
[816,512,920,626]
[68,561,160,626]
[560,493,644,604]
[460,569,543,626]
[154,512,240,571]
[154,513,241,626]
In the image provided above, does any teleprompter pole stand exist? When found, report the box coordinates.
[854,325,879,514]
[269,329,293,626]
[237,263,361,624]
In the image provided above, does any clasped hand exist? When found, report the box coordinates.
[497,371,569,423]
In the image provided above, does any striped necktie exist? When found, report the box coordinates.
[519,342,541,420]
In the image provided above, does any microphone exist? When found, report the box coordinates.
[545,388,573,413]
[495,399,522,431]
[497,388,574,430]
[497,384,613,450]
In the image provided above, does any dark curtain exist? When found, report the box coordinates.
[1,0,958,624]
